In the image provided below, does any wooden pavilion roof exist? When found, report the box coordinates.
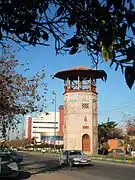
[53,66,107,81]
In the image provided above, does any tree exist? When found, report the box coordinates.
[124,116,135,136]
[1,0,135,88]
[119,116,135,151]
[8,139,22,148]
[21,138,33,147]
[98,120,123,144]
[0,47,47,139]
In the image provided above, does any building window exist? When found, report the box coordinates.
[33,121,58,124]
[82,103,89,109]
[33,126,58,129]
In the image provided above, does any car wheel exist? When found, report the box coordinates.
[10,170,19,179]
[15,171,19,178]
[69,160,73,171]
[59,159,64,166]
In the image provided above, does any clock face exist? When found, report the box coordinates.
[64,93,96,102]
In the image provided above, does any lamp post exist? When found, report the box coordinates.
[34,128,36,140]
[52,90,56,150]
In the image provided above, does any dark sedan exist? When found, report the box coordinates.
[0,152,19,178]
[0,149,23,165]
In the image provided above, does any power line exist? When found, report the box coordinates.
[98,100,135,110]
[98,102,135,114]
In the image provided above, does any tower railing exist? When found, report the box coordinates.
[64,82,96,93]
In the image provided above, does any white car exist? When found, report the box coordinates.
[41,149,46,153]
[0,152,19,178]
[59,150,92,167]
[131,150,135,157]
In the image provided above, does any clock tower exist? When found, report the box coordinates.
[53,66,106,155]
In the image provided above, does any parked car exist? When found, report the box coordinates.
[0,149,23,165]
[9,150,23,165]
[59,150,92,167]
[131,150,135,157]
[0,152,19,178]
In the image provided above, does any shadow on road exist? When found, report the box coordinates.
[2,171,31,180]
[20,153,95,177]
[21,159,62,175]
[21,159,57,167]
[17,171,31,179]
[31,164,95,175]
[22,161,94,176]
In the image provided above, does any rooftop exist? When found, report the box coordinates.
[53,66,107,81]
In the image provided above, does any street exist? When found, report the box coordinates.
[15,152,135,180]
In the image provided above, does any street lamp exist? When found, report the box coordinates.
[52,90,56,150]
[34,128,37,140]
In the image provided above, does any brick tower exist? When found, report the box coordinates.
[53,66,106,155]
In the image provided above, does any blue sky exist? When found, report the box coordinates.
[15,43,135,133]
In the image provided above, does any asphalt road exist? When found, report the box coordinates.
[18,152,135,180]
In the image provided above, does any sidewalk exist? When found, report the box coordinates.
[91,156,135,165]
[23,151,59,157]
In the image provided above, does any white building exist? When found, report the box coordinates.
[25,111,63,144]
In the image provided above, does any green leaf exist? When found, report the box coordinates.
[125,66,134,89]
[42,31,49,41]
[126,12,134,27]
[0,30,2,40]
[110,60,114,67]
[115,63,119,71]
[119,24,127,39]
[112,0,122,9]
[133,60,135,67]
[65,36,78,48]
[130,2,134,10]
[69,47,78,55]
[99,70,107,81]
[131,25,135,36]
[120,64,124,74]
[57,6,64,17]
[126,47,135,61]
[68,15,76,27]
[65,39,73,48]
[43,2,49,11]
[107,0,113,9]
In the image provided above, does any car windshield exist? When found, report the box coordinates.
[0,154,10,161]
[0,149,9,152]
[10,151,17,155]
[69,151,83,155]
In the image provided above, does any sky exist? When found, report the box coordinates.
[8,0,135,138]
[13,42,135,138]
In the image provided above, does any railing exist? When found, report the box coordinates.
[64,84,97,93]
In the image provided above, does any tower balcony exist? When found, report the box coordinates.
[64,83,97,93]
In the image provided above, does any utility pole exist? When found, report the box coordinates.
[52,90,56,150]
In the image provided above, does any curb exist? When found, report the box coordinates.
[91,157,135,165]
[23,151,59,157]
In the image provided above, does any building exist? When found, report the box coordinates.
[53,66,105,155]
[25,106,64,144]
